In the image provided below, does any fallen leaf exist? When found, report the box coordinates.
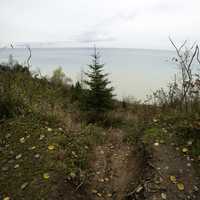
[47,128,52,132]
[16,154,22,160]
[43,173,50,179]
[21,182,28,190]
[3,197,10,200]
[177,182,184,191]
[161,192,167,199]
[182,147,188,153]
[170,175,177,183]
[48,145,55,150]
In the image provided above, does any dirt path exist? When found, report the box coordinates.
[141,142,200,200]
[86,128,142,200]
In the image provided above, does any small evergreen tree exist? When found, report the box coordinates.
[84,48,114,120]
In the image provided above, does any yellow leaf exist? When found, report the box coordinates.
[177,182,185,191]
[43,173,50,179]
[182,148,188,153]
[3,197,10,200]
[170,175,177,183]
[48,145,55,150]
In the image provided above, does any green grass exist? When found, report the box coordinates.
[0,114,105,200]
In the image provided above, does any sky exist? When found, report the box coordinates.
[0,0,200,49]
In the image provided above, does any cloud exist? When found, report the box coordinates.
[74,31,115,43]
[74,11,136,43]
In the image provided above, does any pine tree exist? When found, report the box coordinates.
[84,48,114,119]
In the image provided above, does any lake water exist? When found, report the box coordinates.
[0,48,177,100]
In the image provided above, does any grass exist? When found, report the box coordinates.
[0,114,106,200]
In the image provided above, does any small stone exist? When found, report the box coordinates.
[58,127,63,131]
[107,193,112,197]
[14,164,20,169]
[16,154,22,160]
[39,134,45,140]
[26,134,30,138]
[96,171,100,175]
[19,137,25,143]
[105,177,109,182]
[34,154,40,158]
[187,163,191,167]
[154,142,159,146]
[21,182,28,190]
[100,150,104,154]
[187,141,193,146]
[98,178,104,182]
[92,189,98,194]
[136,185,143,193]
[97,193,102,197]
[194,185,199,192]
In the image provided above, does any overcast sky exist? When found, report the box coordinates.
[0,0,200,49]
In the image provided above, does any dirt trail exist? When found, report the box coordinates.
[141,143,200,200]
[87,128,142,200]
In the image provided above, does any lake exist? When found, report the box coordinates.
[0,48,177,100]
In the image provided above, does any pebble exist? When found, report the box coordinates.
[14,164,20,169]
[16,154,22,159]
[187,163,191,167]
[194,185,199,192]
[39,134,45,140]
[154,142,159,146]
[34,154,40,158]
[19,137,25,143]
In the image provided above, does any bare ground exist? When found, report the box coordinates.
[86,128,143,200]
